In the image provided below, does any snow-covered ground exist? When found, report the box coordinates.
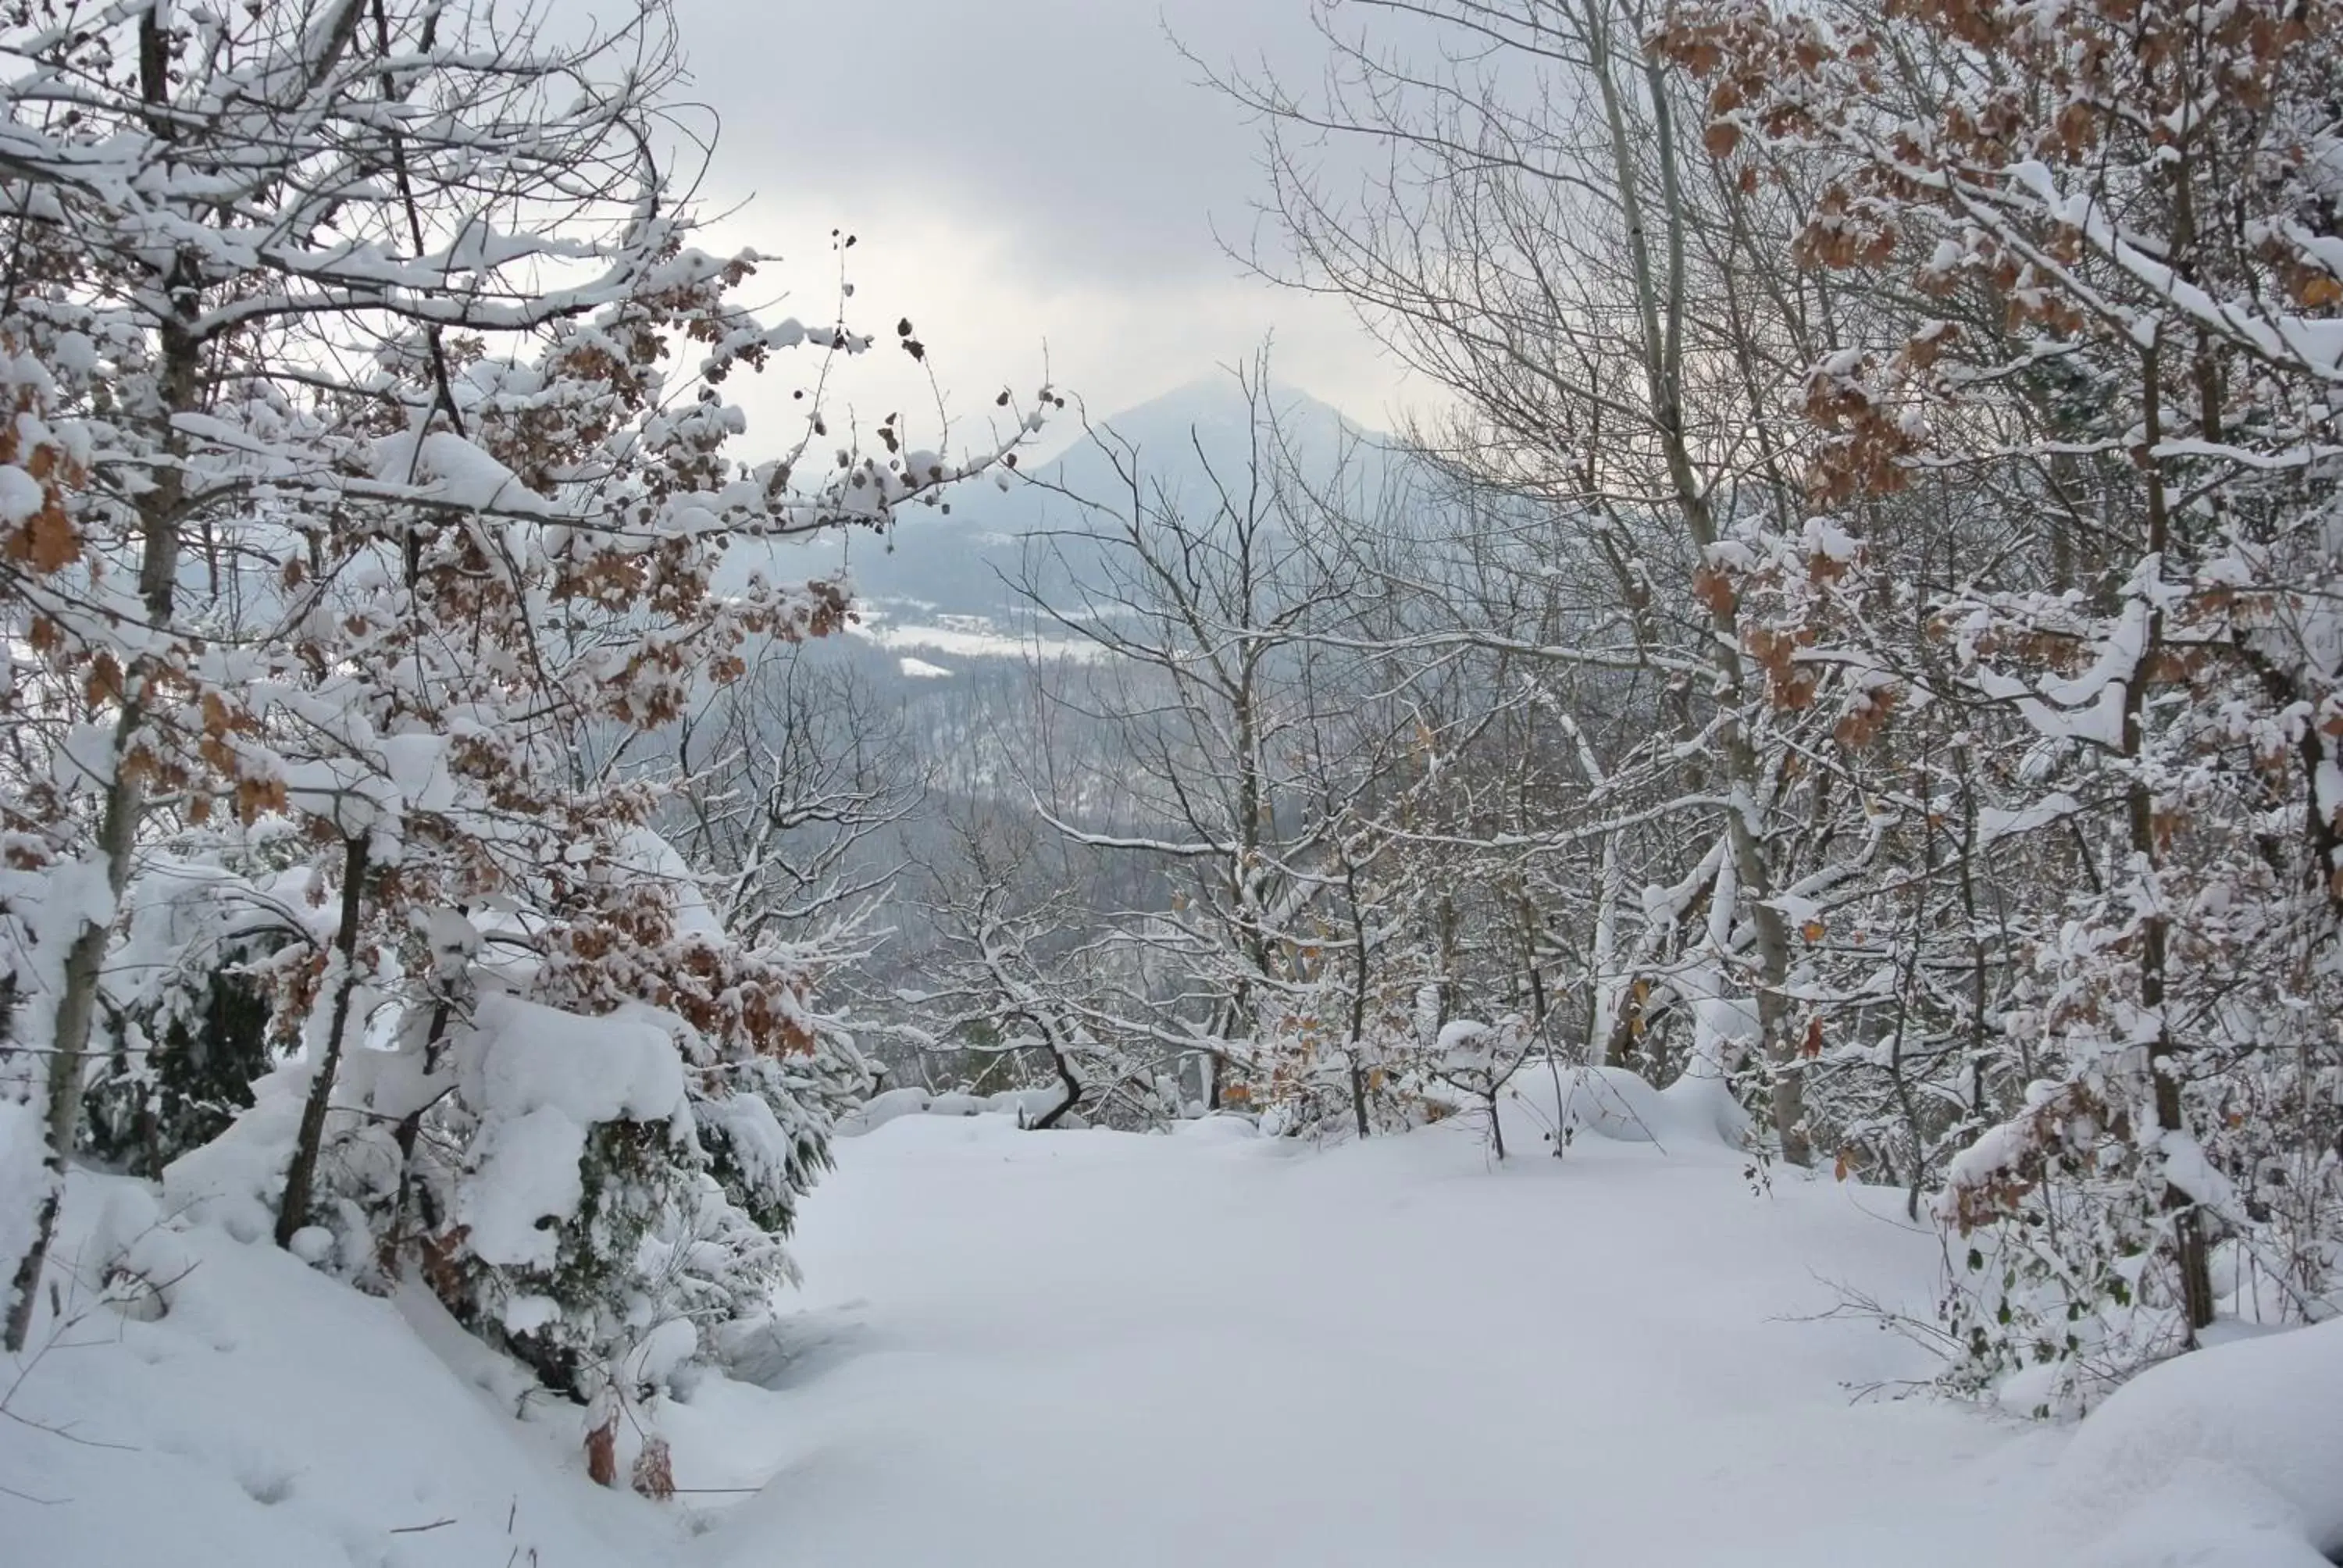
[701,1109,2053,1567]
[11,1101,2341,1566]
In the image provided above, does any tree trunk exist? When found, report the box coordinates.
[2,77,199,1338]
[1030,1046,1083,1131]
[1582,3,1806,1163]
[3,773,134,1349]
[276,836,372,1249]
[2132,340,2215,1338]
[380,997,454,1281]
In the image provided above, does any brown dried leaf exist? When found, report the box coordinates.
[631,1437,676,1501]
[585,1409,619,1489]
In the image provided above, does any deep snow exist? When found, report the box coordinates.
[699,1108,2054,1567]
[9,1096,2339,1566]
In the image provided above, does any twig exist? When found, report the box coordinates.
[0,1402,138,1451]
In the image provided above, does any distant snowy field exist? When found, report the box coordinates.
[9,1100,2340,1566]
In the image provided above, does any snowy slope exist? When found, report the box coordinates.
[2,1178,690,1568]
[13,1107,2339,1566]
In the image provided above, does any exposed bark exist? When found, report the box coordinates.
[4,15,198,1343]
[2131,339,2215,1338]
[1585,0,1806,1162]
[275,836,373,1250]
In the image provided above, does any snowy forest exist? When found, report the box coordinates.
[4,0,2342,1563]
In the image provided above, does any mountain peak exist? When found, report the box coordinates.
[1079,372,1369,448]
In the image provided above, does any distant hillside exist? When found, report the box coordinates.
[758,374,1389,666]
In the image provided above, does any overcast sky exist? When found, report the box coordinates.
[662,0,1411,450]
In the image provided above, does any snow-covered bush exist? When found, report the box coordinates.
[80,849,312,1177]
[1402,1014,1533,1156]
[0,3,1040,1481]
[167,838,873,1424]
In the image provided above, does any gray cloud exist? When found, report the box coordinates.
[669,0,1321,287]
[647,1,1421,444]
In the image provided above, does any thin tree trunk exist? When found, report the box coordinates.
[276,836,372,1249]
[1583,2,1807,1163]
[1030,1050,1083,1131]
[380,997,453,1281]
[4,751,141,1349]
[3,41,198,1338]
[2133,337,2215,1338]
